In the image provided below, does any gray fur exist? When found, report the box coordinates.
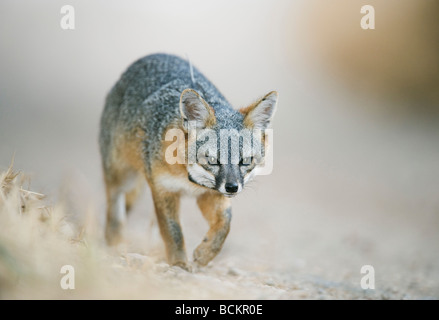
[100,53,245,177]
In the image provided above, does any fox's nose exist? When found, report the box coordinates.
[225,182,239,194]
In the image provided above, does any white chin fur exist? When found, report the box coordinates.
[187,163,216,189]
[156,173,207,196]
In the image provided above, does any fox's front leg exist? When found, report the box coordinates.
[151,188,190,270]
[194,192,232,266]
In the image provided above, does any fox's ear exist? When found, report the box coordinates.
[240,91,278,129]
[180,89,216,129]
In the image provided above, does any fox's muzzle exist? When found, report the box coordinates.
[217,164,242,197]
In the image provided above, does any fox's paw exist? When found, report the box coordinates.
[193,242,219,267]
[172,260,193,272]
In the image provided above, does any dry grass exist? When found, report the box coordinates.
[0,162,80,298]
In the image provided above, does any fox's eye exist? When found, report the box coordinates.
[208,156,218,165]
[240,157,252,166]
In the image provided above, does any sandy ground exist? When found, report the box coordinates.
[1,165,438,300]
[1,1,439,299]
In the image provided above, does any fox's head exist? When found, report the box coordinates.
[179,89,278,197]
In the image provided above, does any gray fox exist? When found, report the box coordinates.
[99,53,277,269]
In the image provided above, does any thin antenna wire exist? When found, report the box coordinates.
[185,53,196,86]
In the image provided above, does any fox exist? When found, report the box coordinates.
[99,53,277,270]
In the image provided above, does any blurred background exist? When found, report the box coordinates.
[0,0,438,298]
